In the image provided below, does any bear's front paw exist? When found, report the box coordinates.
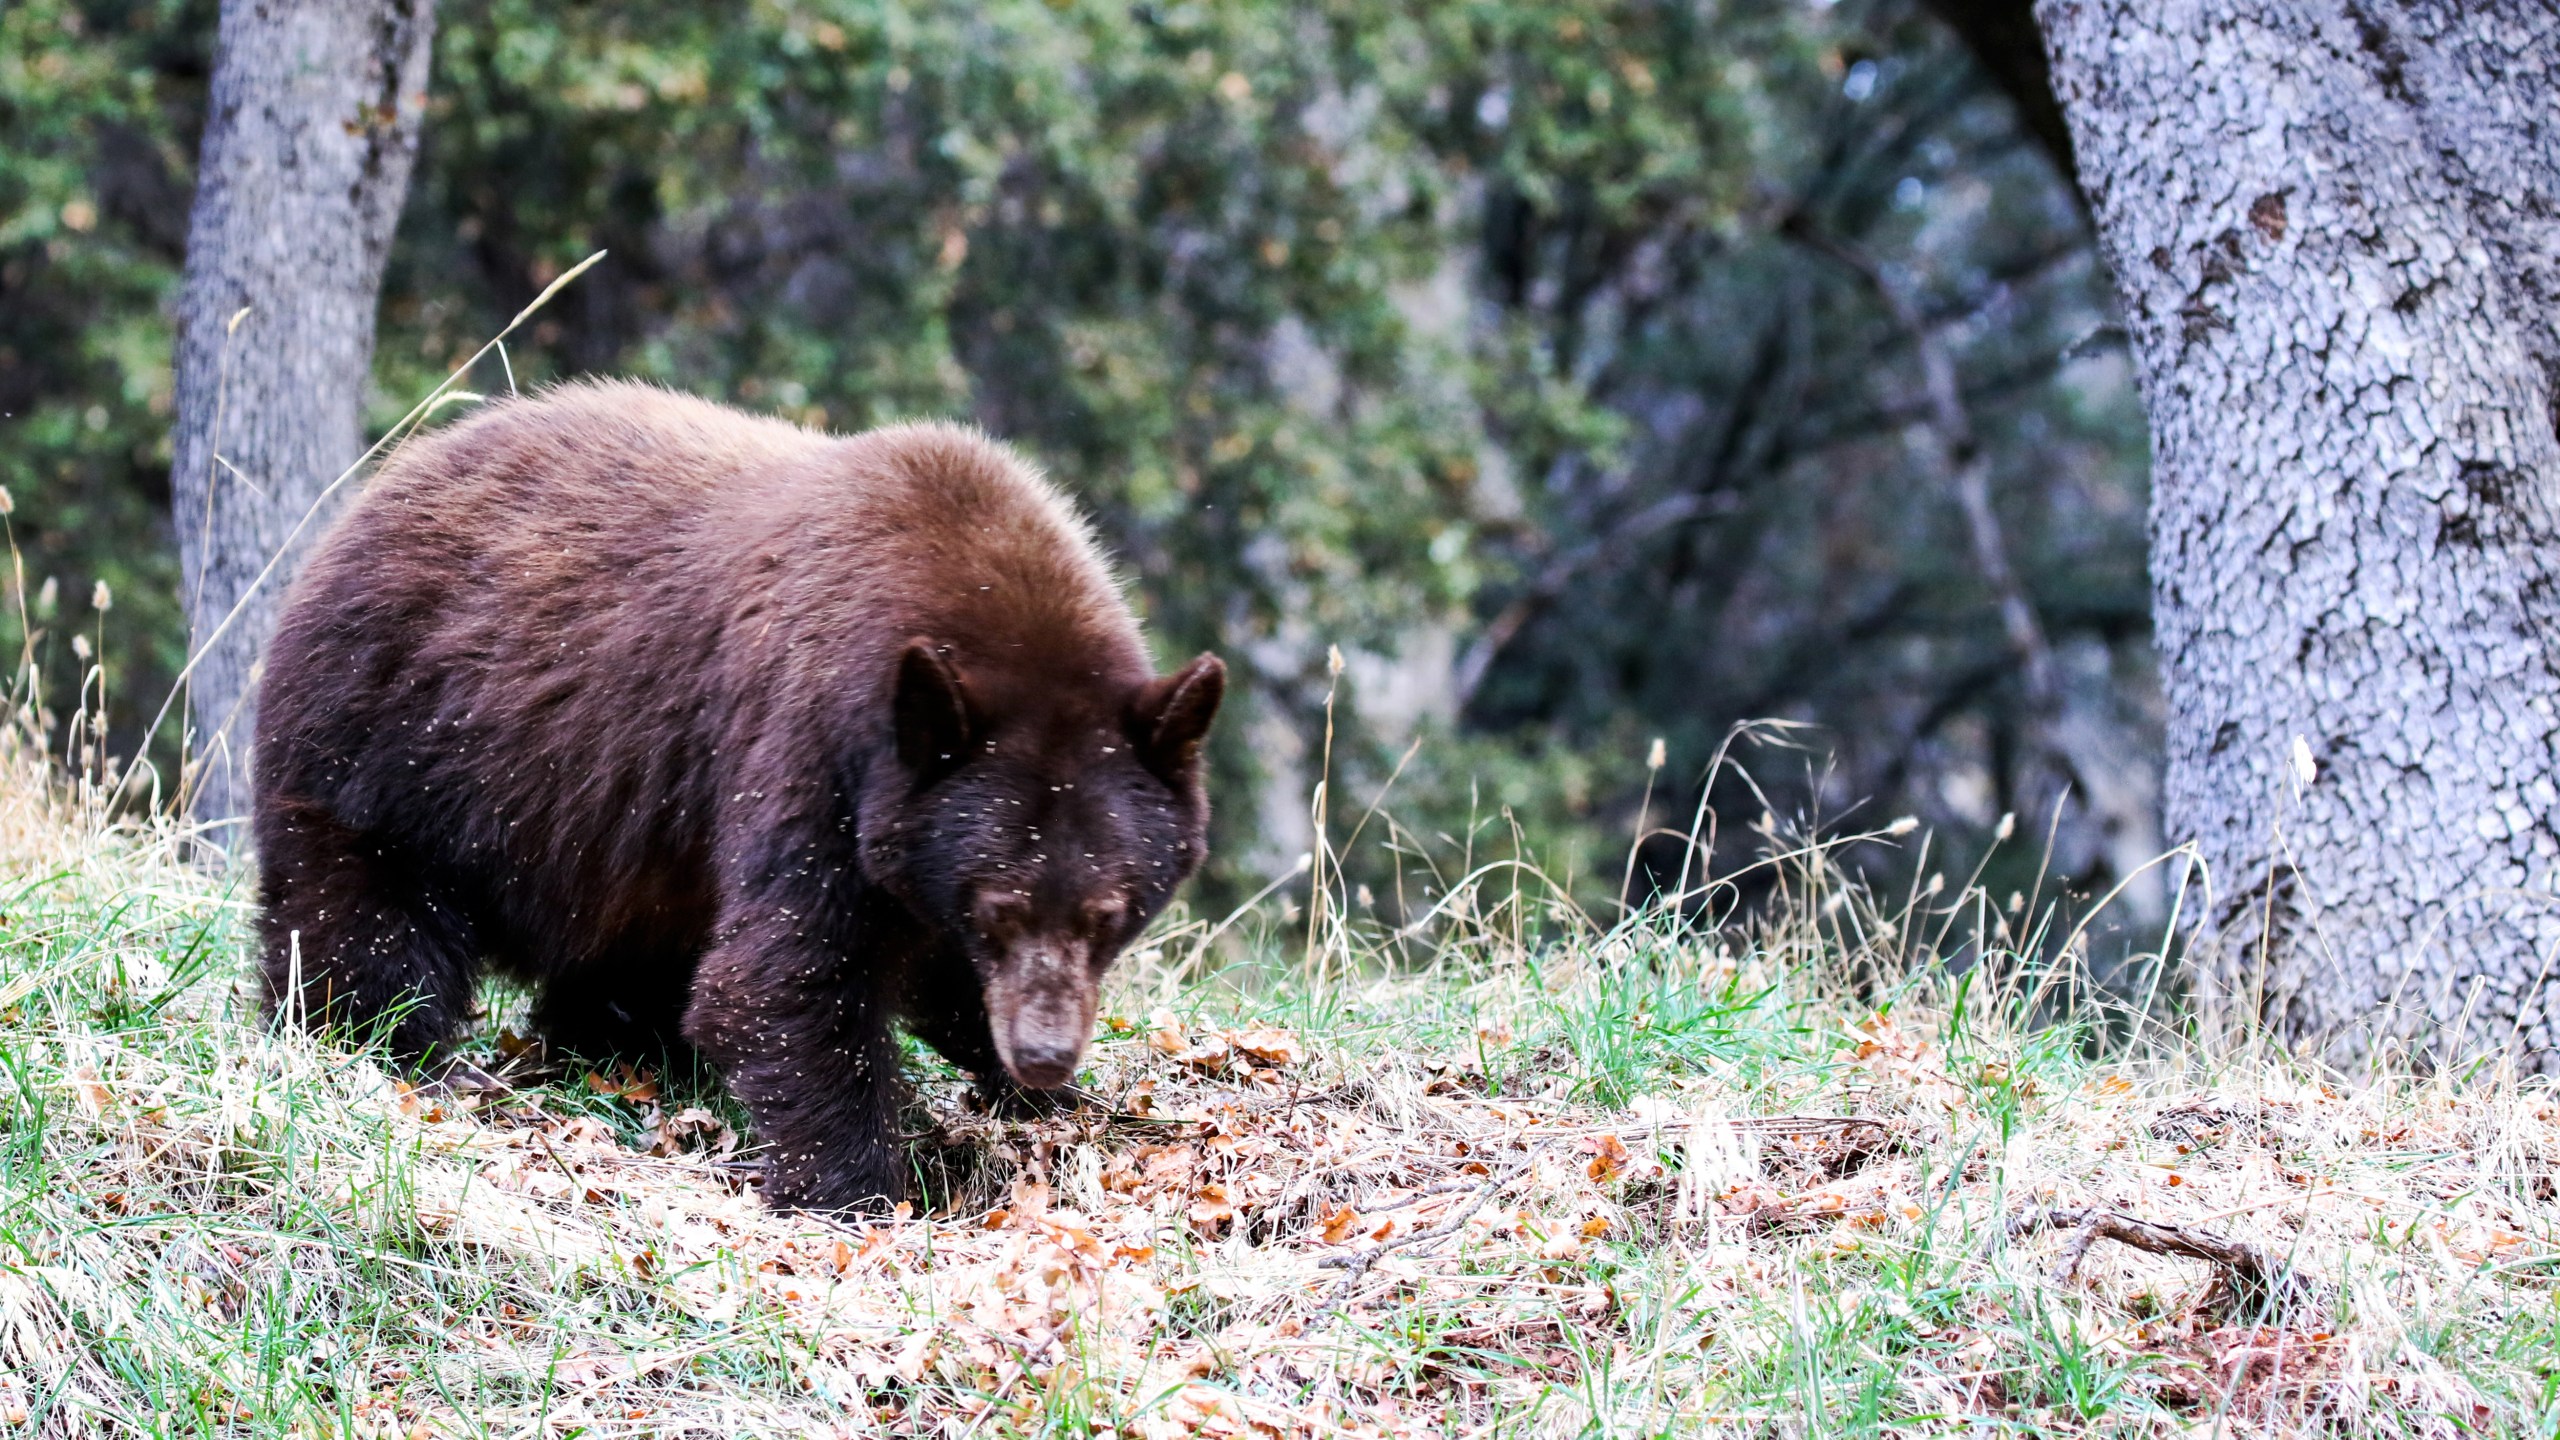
[758,1152,909,1216]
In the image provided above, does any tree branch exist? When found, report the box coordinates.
[1784,214,2063,719]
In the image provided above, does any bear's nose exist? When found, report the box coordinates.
[1004,1040,1081,1091]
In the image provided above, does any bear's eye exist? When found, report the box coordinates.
[1079,895,1128,939]
[974,891,1031,937]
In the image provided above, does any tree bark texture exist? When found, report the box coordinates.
[168,0,436,830]
[2039,2,2560,1068]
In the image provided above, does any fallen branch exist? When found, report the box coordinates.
[2010,1205,2325,1318]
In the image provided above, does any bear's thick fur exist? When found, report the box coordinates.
[254,380,1223,1209]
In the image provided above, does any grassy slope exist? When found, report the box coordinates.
[0,756,2553,1439]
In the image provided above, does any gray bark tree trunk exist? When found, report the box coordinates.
[168,0,437,833]
[2038,2,2560,1069]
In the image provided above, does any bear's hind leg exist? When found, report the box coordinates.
[258,798,480,1068]
[532,950,701,1068]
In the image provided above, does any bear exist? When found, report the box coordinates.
[252,379,1224,1210]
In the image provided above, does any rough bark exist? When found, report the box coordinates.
[2039,2,2560,1068]
[168,0,437,832]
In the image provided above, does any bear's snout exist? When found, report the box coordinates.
[1001,1034,1084,1091]
[984,942,1101,1091]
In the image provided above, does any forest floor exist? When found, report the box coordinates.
[0,751,2553,1439]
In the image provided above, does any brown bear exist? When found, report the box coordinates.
[253,379,1223,1210]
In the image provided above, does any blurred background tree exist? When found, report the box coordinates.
[0,0,2151,931]
[0,0,204,790]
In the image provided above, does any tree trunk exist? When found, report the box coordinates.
[2038,2,2560,1069]
[168,0,437,833]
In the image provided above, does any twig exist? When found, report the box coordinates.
[1310,1146,1548,1324]
[2009,1205,2325,1317]
[2049,1211,2109,1283]
[1350,1168,1517,1217]
[533,1129,594,1205]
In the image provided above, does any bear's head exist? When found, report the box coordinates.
[866,638,1224,1091]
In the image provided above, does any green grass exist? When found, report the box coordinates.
[0,758,2553,1438]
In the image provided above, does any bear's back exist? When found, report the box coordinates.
[302,380,1137,675]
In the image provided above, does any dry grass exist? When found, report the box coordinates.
[0,742,2552,1438]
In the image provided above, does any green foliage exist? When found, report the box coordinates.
[1448,7,2153,919]
[0,0,204,754]
[392,0,1523,635]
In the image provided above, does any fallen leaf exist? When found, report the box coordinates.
[69,1068,112,1118]
[586,1064,660,1102]
[1188,1182,1237,1233]
[1149,1009,1231,1070]
[650,1106,738,1157]
[1583,1133,1632,1184]
[1227,1026,1306,1067]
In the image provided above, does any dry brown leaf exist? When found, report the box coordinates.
[1583,1132,1632,1183]
[68,1067,111,1119]
[1140,1145,1197,1194]
[1851,1013,1929,1061]
[1188,1182,1237,1233]
[649,1106,738,1157]
[1227,1026,1306,1067]
[585,1064,660,1103]
[1149,1009,1232,1070]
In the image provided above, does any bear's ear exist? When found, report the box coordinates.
[1126,653,1225,782]
[894,638,976,778]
